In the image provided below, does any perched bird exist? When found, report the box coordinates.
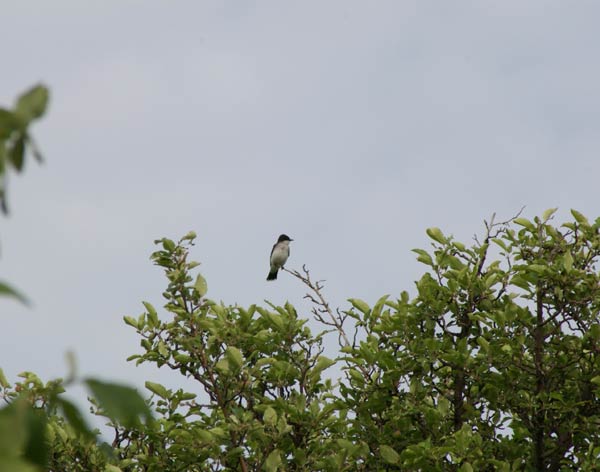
[267,234,293,281]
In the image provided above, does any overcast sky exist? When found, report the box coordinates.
[3,1,600,415]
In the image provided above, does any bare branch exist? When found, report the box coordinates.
[475,206,526,244]
[475,206,526,276]
[283,266,371,379]
[283,265,352,349]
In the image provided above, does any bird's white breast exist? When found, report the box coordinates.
[271,242,290,267]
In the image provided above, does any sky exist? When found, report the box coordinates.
[2,0,600,422]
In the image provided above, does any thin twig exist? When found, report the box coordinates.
[475,206,525,244]
[282,266,371,378]
[283,265,351,348]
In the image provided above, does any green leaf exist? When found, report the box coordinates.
[0,281,29,305]
[179,392,196,400]
[426,227,446,244]
[348,369,364,384]
[563,251,574,272]
[371,295,389,321]
[105,465,123,472]
[588,324,600,340]
[0,399,48,468]
[438,396,450,416]
[501,344,512,354]
[194,274,208,297]
[145,381,169,399]
[484,273,499,288]
[477,336,490,352]
[0,404,25,459]
[181,231,197,241]
[510,275,532,291]
[445,255,464,270]
[542,208,558,222]
[225,347,244,371]
[336,438,356,453]
[173,353,192,363]
[0,109,21,137]
[15,85,49,122]
[8,136,25,172]
[123,316,139,329]
[211,303,225,318]
[56,397,93,439]
[157,341,169,357]
[527,264,546,275]
[264,449,282,472]
[0,368,8,388]
[261,311,284,330]
[349,298,370,315]
[514,217,535,231]
[492,238,508,252]
[24,413,47,468]
[215,359,230,373]
[64,350,77,384]
[460,463,474,472]
[209,426,227,439]
[142,301,158,327]
[412,248,434,266]
[85,378,152,427]
[309,356,335,384]
[0,457,39,472]
[194,429,214,443]
[162,239,176,251]
[380,445,400,464]
[453,241,466,251]
[263,406,277,426]
[571,209,589,226]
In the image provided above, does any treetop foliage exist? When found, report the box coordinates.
[3,208,600,471]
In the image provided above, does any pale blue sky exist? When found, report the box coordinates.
[3,1,600,414]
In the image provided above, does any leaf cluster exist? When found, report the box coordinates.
[0,84,48,215]
[0,84,49,304]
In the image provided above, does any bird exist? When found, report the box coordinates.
[267,234,293,281]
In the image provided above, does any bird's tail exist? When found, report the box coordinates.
[266,270,278,281]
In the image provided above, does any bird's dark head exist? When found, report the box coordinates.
[278,234,293,242]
